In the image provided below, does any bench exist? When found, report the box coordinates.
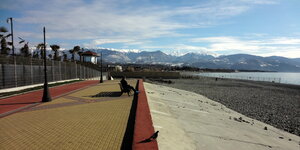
[119,83,132,96]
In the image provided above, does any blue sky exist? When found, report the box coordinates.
[1,0,300,58]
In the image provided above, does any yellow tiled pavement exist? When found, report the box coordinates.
[38,97,74,106]
[0,80,136,150]
[69,80,135,100]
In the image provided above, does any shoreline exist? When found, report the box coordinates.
[144,82,300,150]
[180,71,300,86]
[148,77,300,136]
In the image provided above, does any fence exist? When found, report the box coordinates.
[0,55,106,89]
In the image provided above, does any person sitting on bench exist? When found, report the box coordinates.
[120,76,139,94]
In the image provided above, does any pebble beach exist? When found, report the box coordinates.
[149,77,300,136]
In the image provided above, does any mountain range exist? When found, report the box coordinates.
[82,48,300,72]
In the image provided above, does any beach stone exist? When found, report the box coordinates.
[154,78,300,136]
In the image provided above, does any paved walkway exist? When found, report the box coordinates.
[0,80,99,116]
[0,80,137,150]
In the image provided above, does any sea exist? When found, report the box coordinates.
[194,72,300,85]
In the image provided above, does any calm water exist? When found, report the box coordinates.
[196,72,300,85]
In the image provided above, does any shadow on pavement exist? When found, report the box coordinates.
[90,92,122,97]
[121,80,139,150]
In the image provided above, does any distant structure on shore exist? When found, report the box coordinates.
[81,51,99,64]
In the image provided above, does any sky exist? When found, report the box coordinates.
[1,0,300,58]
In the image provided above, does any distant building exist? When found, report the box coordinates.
[115,65,123,72]
[81,51,99,64]
[107,65,123,72]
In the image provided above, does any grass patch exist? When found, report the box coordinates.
[0,80,83,98]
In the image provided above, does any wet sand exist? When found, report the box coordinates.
[148,77,300,136]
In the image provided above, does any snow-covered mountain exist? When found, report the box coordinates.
[190,54,300,72]
[65,48,300,72]
[88,48,176,63]
[175,52,215,63]
[169,51,217,57]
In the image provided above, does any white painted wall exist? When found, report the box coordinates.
[83,56,97,64]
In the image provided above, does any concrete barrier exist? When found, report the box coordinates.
[132,79,158,150]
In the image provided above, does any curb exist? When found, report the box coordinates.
[132,79,158,150]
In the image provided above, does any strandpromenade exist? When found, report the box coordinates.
[0,80,158,150]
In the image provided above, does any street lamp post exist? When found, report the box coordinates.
[7,17,15,55]
[7,17,17,87]
[100,51,103,83]
[42,27,52,102]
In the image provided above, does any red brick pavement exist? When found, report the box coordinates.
[0,80,99,116]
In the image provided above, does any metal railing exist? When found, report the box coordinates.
[0,55,104,89]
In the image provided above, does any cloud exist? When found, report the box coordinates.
[140,44,218,56]
[191,37,261,52]
[14,0,187,41]
[3,0,290,57]
[190,36,300,58]
[92,39,136,45]
[266,37,300,45]
[257,48,300,58]
[2,0,278,43]
[239,0,279,5]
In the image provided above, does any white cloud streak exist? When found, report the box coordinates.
[3,0,294,58]
[3,0,278,43]
[190,36,300,58]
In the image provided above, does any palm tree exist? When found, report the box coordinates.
[78,48,84,62]
[36,43,45,59]
[73,46,80,52]
[73,45,80,61]
[19,37,30,57]
[50,44,60,60]
[62,52,67,61]
[69,45,80,61]
[0,26,11,55]
[48,54,52,59]
[32,51,39,58]
[69,49,75,61]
